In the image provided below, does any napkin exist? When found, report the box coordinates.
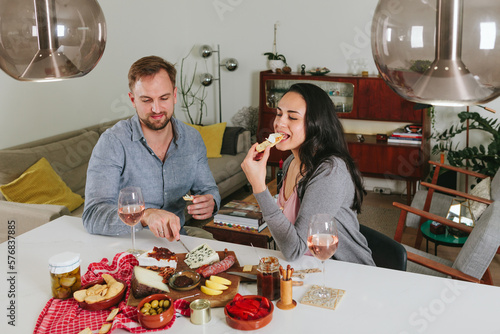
[33,252,191,334]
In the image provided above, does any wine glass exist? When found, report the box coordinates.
[118,187,145,257]
[307,213,339,298]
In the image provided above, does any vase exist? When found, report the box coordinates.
[268,60,285,73]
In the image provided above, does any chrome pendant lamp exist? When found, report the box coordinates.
[371,0,500,106]
[0,0,106,82]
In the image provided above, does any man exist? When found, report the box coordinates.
[83,56,220,241]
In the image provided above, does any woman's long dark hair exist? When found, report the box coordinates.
[288,83,365,213]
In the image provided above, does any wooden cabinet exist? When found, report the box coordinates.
[257,70,430,201]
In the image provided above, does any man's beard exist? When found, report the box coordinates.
[140,113,170,131]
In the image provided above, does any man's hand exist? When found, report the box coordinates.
[187,194,215,220]
[141,208,181,241]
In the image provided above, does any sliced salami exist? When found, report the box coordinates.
[199,255,236,278]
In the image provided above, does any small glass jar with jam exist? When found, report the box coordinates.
[257,256,280,301]
[48,252,81,299]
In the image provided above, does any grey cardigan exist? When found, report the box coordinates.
[254,155,375,265]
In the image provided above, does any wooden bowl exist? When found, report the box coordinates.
[137,294,174,329]
[168,270,201,291]
[224,295,274,331]
[77,278,127,311]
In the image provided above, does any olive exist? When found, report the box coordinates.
[151,299,159,308]
[157,307,163,314]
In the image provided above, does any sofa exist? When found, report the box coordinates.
[0,117,251,242]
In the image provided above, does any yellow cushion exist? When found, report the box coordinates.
[186,122,227,158]
[0,157,84,211]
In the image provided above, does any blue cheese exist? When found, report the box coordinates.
[184,243,219,269]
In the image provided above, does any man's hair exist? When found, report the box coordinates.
[128,56,176,91]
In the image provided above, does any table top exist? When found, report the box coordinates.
[421,220,468,245]
[2,216,500,334]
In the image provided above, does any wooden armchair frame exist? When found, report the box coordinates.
[392,161,495,285]
[404,161,492,249]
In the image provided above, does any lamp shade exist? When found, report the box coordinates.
[0,0,106,82]
[371,0,500,106]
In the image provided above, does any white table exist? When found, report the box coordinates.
[2,216,500,334]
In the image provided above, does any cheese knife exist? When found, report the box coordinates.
[226,272,257,281]
[177,239,190,253]
[227,272,304,286]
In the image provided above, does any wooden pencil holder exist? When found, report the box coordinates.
[276,279,296,310]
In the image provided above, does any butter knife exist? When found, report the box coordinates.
[178,239,190,253]
[226,272,257,280]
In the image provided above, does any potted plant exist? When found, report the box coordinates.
[432,110,500,178]
[264,23,287,73]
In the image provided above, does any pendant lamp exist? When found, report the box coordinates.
[0,0,106,82]
[371,0,500,106]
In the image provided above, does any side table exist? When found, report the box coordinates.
[203,179,277,249]
[420,220,468,256]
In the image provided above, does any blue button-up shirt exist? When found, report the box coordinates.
[82,115,221,236]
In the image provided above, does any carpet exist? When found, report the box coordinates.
[357,204,401,239]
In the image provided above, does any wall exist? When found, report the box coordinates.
[0,0,499,192]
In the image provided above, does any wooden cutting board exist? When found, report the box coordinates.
[127,251,241,308]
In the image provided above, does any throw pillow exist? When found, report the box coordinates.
[469,177,491,220]
[0,157,84,211]
[186,122,227,158]
[221,127,245,155]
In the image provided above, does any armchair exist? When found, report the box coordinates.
[392,161,499,284]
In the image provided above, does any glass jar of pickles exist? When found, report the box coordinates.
[48,252,81,299]
[257,256,280,301]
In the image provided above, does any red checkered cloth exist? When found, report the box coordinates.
[33,252,191,334]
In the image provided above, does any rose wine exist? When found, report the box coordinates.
[118,205,145,226]
[307,234,339,261]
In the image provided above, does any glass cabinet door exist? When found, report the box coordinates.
[265,79,355,113]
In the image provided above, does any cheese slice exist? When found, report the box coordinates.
[184,243,219,269]
[137,249,177,268]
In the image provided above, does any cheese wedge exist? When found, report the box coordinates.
[184,243,219,269]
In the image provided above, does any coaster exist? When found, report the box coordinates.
[300,285,345,310]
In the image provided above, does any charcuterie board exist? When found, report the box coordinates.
[127,251,241,308]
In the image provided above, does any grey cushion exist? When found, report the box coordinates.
[0,131,99,196]
[453,201,500,279]
[405,189,453,229]
[208,152,246,184]
[403,244,451,278]
[490,170,500,201]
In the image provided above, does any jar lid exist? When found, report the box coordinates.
[49,252,81,274]
[258,256,280,272]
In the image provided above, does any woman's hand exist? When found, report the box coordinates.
[241,143,270,194]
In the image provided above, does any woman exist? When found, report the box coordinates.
[241,83,374,265]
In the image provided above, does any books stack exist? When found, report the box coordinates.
[214,200,268,232]
[388,127,423,145]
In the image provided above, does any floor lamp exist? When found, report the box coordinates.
[199,44,238,123]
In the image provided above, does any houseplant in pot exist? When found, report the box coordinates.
[264,22,287,73]
[432,109,500,178]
